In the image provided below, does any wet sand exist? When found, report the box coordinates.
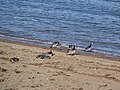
[0,39,120,90]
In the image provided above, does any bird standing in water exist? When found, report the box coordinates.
[84,43,93,52]
[50,42,61,49]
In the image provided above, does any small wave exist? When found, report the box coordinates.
[0,34,51,45]
[104,0,120,3]
[94,49,120,57]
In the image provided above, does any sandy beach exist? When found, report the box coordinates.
[0,39,120,90]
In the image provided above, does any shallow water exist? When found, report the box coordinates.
[0,0,120,57]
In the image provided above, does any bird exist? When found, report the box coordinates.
[67,44,76,56]
[36,54,50,59]
[45,50,54,57]
[36,50,54,59]
[10,57,20,63]
[68,44,76,50]
[84,43,93,52]
[50,42,61,48]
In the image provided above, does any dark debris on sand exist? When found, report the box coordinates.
[0,50,6,55]
[10,57,19,63]
[0,67,7,72]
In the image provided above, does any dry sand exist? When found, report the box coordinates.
[0,39,120,90]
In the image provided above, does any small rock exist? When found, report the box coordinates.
[0,51,5,55]
[23,65,27,67]
[0,77,4,82]
[5,88,15,90]
[37,72,41,74]
[30,85,39,88]
[28,77,35,79]
[104,74,110,77]
[79,88,83,90]
[0,68,7,72]
[15,70,21,74]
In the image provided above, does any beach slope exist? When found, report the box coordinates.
[0,39,120,90]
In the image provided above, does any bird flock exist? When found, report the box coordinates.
[36,42,93,59]
[10,42,93,62]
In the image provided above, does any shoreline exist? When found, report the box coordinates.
[0,38,119,62]
[0,34,120,59]
[0,38,120,90]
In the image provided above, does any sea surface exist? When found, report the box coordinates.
[0,0,120,57]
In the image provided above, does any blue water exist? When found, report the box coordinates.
[0,0,120,56]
